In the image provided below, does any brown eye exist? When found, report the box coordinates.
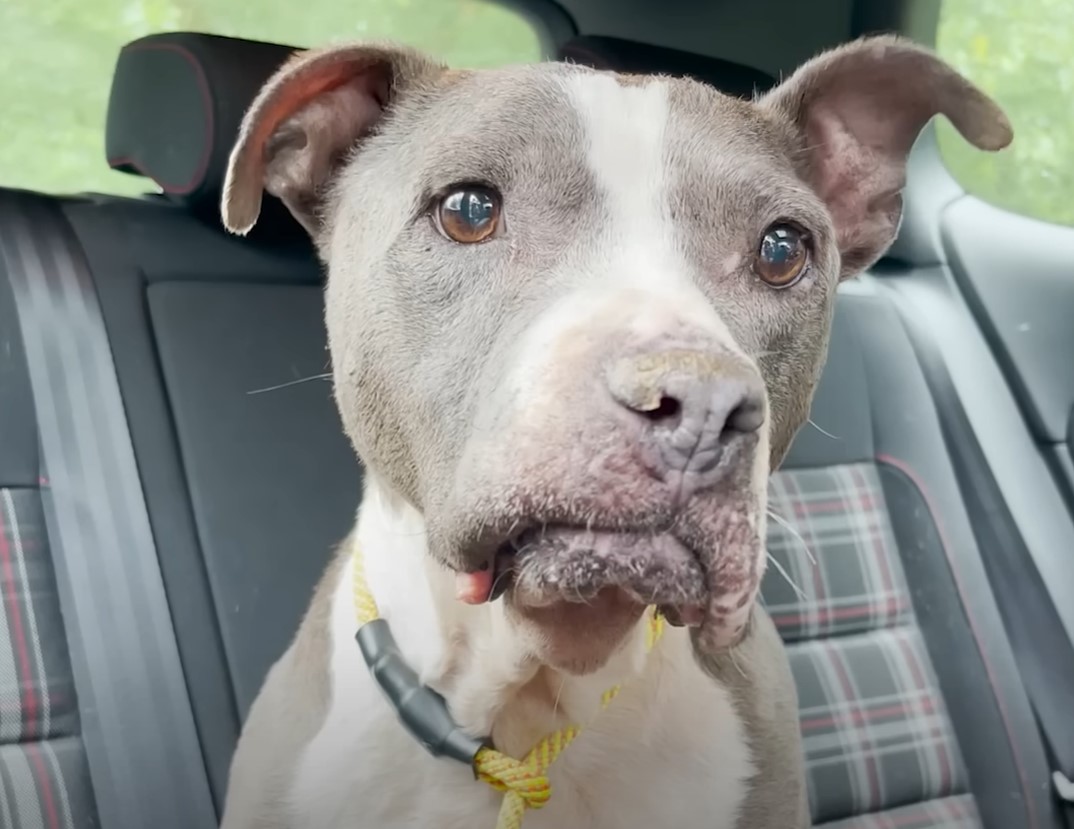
[754,223,810,288]
[436,185,502,243]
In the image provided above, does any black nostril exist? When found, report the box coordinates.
[725,396,765,435]
[641,395,682,424]
[606,352,766,451]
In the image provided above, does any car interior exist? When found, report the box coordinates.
[0,0,1072,827]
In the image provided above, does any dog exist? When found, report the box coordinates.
[216,34,1011,829]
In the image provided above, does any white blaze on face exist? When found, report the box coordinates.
[563,71,735,330]
[502,72,741,413]
[566,72,672,253]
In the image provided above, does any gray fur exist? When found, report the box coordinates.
[220,543,349,827]
[219,33,1011,829]
[696,607,811,829]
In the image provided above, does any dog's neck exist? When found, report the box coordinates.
[353,476,662,756]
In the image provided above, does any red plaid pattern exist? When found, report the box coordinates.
[765,464,912,643]
[0,739,96,829]
[791,628,968,823]
[763,464,979,827]
[0,489,96,827]
[0,489,77,742]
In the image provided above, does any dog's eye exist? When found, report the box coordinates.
[435,186,502,244]
[754,223,810,288]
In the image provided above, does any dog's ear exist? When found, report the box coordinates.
[758,35,1012,276]
[222,43,443,236]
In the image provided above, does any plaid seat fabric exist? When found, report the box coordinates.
[0,489,97,827]
[762,463,978,828]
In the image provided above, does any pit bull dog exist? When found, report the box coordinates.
[217,34,1011,829]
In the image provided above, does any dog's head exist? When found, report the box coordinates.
[223,37,1010,673]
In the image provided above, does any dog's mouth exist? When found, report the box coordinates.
[491,526,710,626]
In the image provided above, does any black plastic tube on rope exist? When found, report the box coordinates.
[356,619,489,773]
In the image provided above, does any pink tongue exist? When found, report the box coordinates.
[455,569,494,604]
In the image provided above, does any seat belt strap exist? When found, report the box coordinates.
[0,192,217,829]
[889,280,1074,825]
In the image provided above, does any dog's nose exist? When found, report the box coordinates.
[606,349,766,472]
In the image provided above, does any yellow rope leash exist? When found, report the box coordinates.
[352,544,664,829]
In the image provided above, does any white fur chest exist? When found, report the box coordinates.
[287,551,753,829]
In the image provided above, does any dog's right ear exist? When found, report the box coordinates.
[757,35,1012,277]
[222,43,443,237]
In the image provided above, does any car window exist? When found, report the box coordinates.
[0,0,543,197]
[936,0,1074,225]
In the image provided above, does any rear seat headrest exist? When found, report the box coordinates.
[106,32,298,226]
[558,36,775,99]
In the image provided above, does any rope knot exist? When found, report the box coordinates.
[476,752,552,807]
[476,744,555,828]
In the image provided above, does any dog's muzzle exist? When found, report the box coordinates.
[444,343,770,651]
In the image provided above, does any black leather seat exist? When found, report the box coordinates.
[0,30,1063,829]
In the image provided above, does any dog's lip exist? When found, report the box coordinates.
[486,526,538,601]
[489,520,702,572]
[489,524,553,601]
[493,521,683,560]
[490,524,710,618]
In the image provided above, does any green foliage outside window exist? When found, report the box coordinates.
[936,0,1074,226]
[0,0,541,196]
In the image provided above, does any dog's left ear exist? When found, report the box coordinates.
[758,35,1012,276]
[222,43,443,237]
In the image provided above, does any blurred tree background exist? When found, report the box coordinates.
[0,0,542,196]
[0,0,1071,228]
[936,0,1074,226]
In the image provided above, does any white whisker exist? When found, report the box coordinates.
[489,567,514,599]
[807,418,839,440]
[552,677,567,719]
[766,509,817,566]
[728,645,746,680]
[247,372,332,395]
[766,552,807,600]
